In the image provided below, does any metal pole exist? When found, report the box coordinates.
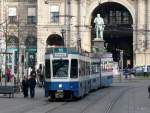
[77,0,81,52]
[120,50,123,81]
[67,0,71,48]
[4,11,8,86]
[17,0,20,87]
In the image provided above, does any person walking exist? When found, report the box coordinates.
[124,67,128,79]
[30,67,36,78]
[148,85,150,99]
[22,76,29,98]
[144,65,148,78]
[6,68,13,82]
[28,76,36,98]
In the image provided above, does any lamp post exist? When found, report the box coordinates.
[61,29,65,46]
[120,50,123,81]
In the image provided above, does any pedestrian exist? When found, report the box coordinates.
[148,85,150,99]
[28,76,36,98]
[22,76,29,98]
[124,67,128,79]
[30,67,36,78]
[37,67,44,87]
[6,68,13,82]
[144,65,148,78]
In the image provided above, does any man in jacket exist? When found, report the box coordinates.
[28,76,36,98]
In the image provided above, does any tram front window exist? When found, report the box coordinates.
[52,60,69,77]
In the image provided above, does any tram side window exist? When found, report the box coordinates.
[70,59,78,78]
[79,60,84,76]
[45,59,51,78]
[86,62,90,75]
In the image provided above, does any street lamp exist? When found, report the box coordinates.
[120,50,123,81]
[61,29,65,46]
[20,42,25,81]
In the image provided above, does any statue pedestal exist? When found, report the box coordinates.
[92,38,105,55]
[93,38,104,49]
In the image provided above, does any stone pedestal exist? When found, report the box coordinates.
[93,38,105,49]
[92,38,105,58]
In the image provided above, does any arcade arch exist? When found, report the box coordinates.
[25,35,37,68]
[46,34,64,46]
[7,35,19,48]
[25,35,37,48]
[90,2,134,67]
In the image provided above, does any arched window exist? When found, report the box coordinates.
[25,36,37,48]
[7,36,18,48]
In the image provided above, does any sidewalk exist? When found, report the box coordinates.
[0,87,47,113]
[0,86,45,98]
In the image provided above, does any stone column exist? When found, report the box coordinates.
[37,27,46,65]
[80,0,91,52]
[137,0,146,50]
[145,0,150,65]
[147,0,150,49]
[135,0,146,66]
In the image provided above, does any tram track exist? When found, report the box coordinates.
[44,87,119,113]
[43,86,144,113]
[104,86,144,113]
[79,86,142,113]
[45,101,69,113]
[79,87,129,113]
[104,88,129,113]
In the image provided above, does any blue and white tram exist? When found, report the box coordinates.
[101,53,113,87]
[44,47,113,99]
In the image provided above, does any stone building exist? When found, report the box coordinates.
[0,0,37,76]
[1,0,150,74]
[37,0,150,67]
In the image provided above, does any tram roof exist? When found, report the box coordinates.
[45,47,79,55]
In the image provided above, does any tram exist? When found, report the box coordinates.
[101,53,114,87]
[44,47,113,100]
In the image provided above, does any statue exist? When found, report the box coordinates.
[94,14,105,40]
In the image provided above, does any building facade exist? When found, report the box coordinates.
[1,0,150,75]
[0,0,37,78]
[37,0,150,67]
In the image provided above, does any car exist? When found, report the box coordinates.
[134,66,144,76]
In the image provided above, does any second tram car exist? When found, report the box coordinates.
[44,47,113,100]
[101,53,114,87]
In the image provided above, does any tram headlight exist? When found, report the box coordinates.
[58,84,62,88]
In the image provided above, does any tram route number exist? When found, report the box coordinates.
[54,53,67,57]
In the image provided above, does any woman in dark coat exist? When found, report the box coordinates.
[22,76,29,98]
[28,76,36,98]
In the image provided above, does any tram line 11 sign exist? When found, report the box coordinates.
[53,48,68,58]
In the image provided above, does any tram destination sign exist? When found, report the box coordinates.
[53,48,68,57]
